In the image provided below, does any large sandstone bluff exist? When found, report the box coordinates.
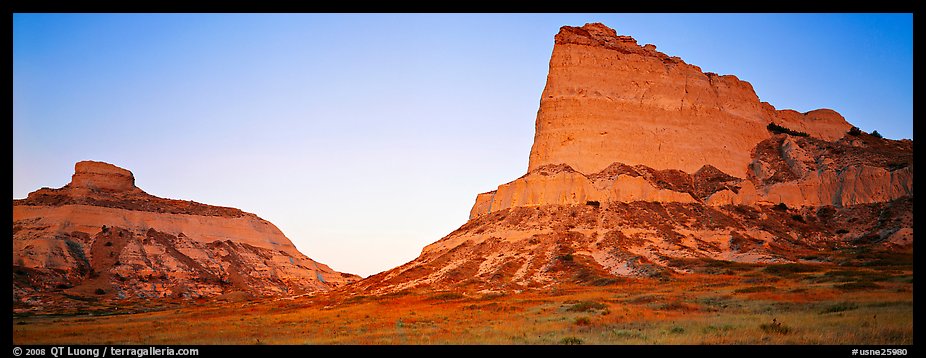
[355,23,913,294]
[13,161,359,311]
[473,22,913,215]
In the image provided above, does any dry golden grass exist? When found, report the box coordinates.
[13,263,912,345]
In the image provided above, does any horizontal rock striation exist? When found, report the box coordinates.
[364,23,913,294]
[473,131,913,218]
[13,161,359,311]
[527,23,852,178]
[359,198,912,293]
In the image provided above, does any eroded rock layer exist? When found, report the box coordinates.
[472,131,912,218]
[357,198,912,293]
[527,23,852,177]
[363,23,912,294]
[13,161,359,311]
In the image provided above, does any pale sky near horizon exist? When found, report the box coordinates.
[13,14,913,277]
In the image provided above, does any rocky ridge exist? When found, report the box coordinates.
[13,161,360,313]
[357,23,913,294]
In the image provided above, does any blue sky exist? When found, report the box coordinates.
[13,14,913,277]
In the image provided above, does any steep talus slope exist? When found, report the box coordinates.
[356,198,912,294]
[13,161,359,313]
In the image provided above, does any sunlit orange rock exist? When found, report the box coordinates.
[527,23,854,178]
[13,161,359,308]
[468,23,911,216]
[360,23,914,294]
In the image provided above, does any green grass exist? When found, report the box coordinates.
[760,322,792,335]
[564,300,607,313]
[820,302,859,314]
[13,274,912,345]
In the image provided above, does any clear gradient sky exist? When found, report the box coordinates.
[13,14,913,277]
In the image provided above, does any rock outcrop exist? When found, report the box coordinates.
[471,23,911,215]
[70,161,140,193]
[357,197,913,293]
[527,23,852,178]
[357,23,913,294]
[13,161,360,312]
[471,131,913,218]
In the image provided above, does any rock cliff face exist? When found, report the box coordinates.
[471,23,911,216]
[13,161,359,312]
[527,23,853,178]
[70,161,139,193]
[472,131,913,218]
[357,23,912,294]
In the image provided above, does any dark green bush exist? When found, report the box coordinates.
[820,301,859,314]
[763,263,821,276]
[767,123,809,137]
[560,337,584,345]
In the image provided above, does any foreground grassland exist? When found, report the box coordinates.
[13,258,912,345]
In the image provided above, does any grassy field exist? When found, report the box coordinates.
[13,259,913,345]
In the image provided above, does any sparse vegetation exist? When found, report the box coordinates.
[762,263,820,276]
[848,126,862,136]
[760,319,792,335]
[12,260,912,345]
[821,302,859,314]
[560,336,584,345]
[427,292,465,301]
[871,130,883,139]
[767,123,809,137]
[654,301,697,312]
[835,282,880,291]
[734,286,776,294]
[565,301,607,313]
